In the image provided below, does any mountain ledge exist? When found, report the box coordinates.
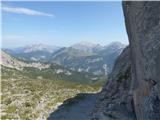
[91,1,160,120]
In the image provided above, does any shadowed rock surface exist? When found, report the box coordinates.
[91,47,136,120]
[47,93,100,120]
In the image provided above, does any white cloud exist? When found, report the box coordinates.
[1,6,54,17]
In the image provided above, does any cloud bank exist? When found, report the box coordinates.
[1,6,54,17]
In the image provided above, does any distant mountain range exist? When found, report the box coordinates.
[1,50,105,84]
[3,42,127,76]
[3,44,60,62]
[51,42,126,75]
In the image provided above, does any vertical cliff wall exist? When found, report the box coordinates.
[123,1,160,120]
[91,47,136,120]
[91,1,160,120]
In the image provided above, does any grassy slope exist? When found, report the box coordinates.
[1,67,104,120]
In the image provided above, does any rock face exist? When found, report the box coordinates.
[123,1,160,120]
[91,1,160,120]
[91,47,136,120]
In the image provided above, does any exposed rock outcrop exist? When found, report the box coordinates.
[91,1,160,120]
[91,47,136,120]
[123,1,160,120]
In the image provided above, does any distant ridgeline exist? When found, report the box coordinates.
[3,42,126,76]
[0,50,105,85]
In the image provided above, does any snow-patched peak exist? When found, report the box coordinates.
[71,41,102,48]
[104,42,127,51]
[71,41,103,52]
[23,44,59,53]
[70,41,127,53]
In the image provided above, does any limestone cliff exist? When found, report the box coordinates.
[91,1,160,120]
[91,47,136,120]
[123,1,160,120]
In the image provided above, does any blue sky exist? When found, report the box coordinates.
[2,1,128,48]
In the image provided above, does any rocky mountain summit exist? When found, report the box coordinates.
[70,41,103,53]
[91,1,160,120]
[21,44,58,53]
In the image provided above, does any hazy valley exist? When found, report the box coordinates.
[1,41,125,120]
[3,42,126,76]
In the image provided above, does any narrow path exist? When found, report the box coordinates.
[47,93,99,120]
